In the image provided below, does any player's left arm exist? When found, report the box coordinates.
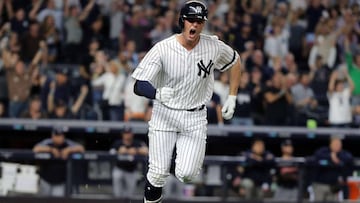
[228,58,242,96]
[222,57,242,120]
[64,140,85,154]
[214,38,242,120]
[132,43,174,104]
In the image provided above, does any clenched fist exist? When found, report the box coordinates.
[155,87,175,103]
[221,95,236,120]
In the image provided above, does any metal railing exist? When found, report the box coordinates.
[0,118,359,137]
[0,149,359,202]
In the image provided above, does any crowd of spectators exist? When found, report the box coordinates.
[0,0,359,127]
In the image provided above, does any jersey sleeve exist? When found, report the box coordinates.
[214,39,239,72]
[35,138,52,147]
[66,139,82,147]
[132,44,162,84]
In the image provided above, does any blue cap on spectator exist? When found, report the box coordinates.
[123,126,132,133]
[52,126,65,135]
[281,139,292,147]
[55,99,67,107]
[55,67,69,76]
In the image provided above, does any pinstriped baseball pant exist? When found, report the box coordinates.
[146,103,207,187]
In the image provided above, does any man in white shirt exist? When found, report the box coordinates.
[92,61,127,121]
[328,69,355,127]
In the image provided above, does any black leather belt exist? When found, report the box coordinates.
[187,105,205,112]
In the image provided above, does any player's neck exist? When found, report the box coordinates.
[176,33,200,51]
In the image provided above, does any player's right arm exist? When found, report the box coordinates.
[132,43,174,103]
[134,80,174,103]
[33,139,53,153]
[134,80,156,99]
[33,139,61,158]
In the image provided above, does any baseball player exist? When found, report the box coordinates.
[132,1,242,202]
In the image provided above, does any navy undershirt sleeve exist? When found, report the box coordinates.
[134,80,156,99]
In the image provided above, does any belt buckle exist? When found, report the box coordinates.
[188,105,204,112]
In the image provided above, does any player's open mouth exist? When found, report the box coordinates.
[189,29,196,36]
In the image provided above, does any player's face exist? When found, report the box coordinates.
[282,145,293,155]
[52,134,65,146]
[252,141,265,155]
[122,132,134,142]
[183,18,205,42]
[330,138,342,153]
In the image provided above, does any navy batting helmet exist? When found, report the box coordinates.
[178,0,208,29]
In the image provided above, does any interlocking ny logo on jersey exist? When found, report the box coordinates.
[189,6,203,14]
[197,60,213,78]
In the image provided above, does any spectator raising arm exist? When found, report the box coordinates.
[2,49,18,69]
[30,41,45,67]
[345,36,355,71]
[0,0,14,21]
[78,0,96,22]
[47,81,55,113]
[344,69,355,93]
[70,85,89,115]
[4,0,14,19]
[28,0,43,21]
[327,70,338,94]
[0,0,3,17]
[63,0,69,17]
[328,69,354,95]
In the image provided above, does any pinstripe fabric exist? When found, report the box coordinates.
[132,34,239,110]
[147,104,207,187]
[132,33,238,187]
[147,130,177,187]
[175,110,207,183]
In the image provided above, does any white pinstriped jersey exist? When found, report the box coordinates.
[132,33,239,110]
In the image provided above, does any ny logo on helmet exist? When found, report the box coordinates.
[189,6,203,14]
[197,60,213,78]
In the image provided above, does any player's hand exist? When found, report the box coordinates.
[155,87,174,103]
[118,146,127,154]
[61,147,72,159]
[50,147,61,158]
[127,147,137,155]
[221,95,236,120]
